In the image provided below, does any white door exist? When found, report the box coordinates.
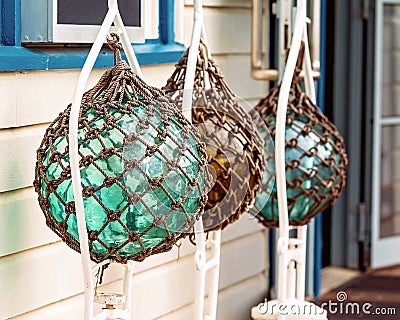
[372,0,400,268]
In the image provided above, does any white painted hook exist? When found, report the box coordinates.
[276,1,307,243]
[182,0,203,120]
[275,0,307,305]
[252,1,327,319]
[182,1,221,319]
[68,1,142,319]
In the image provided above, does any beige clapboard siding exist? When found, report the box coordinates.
[0,242,84,319]
[0,212,264,308]
[214,55,267,99]
[183,6,252,55]
[0,187,59,257]
[0,72,17,128]
[0,65,175,130]
[4,228,267,320]
[156,274,266,320]
[8,274,266,320]
[219,231,266,289]
[0,69,83,130]
[0,59,265,194]
[0,57,265,131]
[0,124,47,193]
[216,274,266,320]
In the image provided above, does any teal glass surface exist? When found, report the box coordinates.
[256,113,344,223]
[38,98,205,260]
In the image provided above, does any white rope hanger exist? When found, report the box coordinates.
[182,1,222,319]
[251,0,327,320]
[251,0,327,319]
[68,1,142,319]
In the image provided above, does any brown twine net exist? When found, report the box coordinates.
[34,50,210,263]
[253,49,348,228]
[163,40,266,231]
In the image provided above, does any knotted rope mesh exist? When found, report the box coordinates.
[163,41,266,231]
[253,61,348,228]
[34,59,211,263]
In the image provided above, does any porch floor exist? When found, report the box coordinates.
[315,265,400,319]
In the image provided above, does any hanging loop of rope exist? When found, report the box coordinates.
[294,41,306,79]
[199,39,209,69]
[107,32,123,65]
[283,41,306,83]
[198,39,211,87]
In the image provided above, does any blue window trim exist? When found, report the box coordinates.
[0,0,185,71]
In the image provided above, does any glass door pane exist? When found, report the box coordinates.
[381,5,400,117]
[371,0,400,268]
[380,125,400,238]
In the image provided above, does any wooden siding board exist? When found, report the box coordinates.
[0,231,266,319]
[0,243,83,319]
[183,7,251,55]
[0,72,17,128]
[0,188,59,257]
[1,65,177,129]
[8,274,266,320]
[0,125,47,193]
[155,275,266,320]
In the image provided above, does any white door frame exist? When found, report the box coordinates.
[371,0,400,268]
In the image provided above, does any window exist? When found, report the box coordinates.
[22,0,144,43]
[0,0,184,71]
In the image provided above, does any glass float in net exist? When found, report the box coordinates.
[252,71,348,227]
[34,61,210,263]
[163,41,268,231]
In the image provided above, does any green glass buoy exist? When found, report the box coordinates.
[252,74,348,228]
[34,61,209,263]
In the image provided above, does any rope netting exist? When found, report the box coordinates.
[252,60,348,227]
[163,40,266,231]
[34,46,211,263]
